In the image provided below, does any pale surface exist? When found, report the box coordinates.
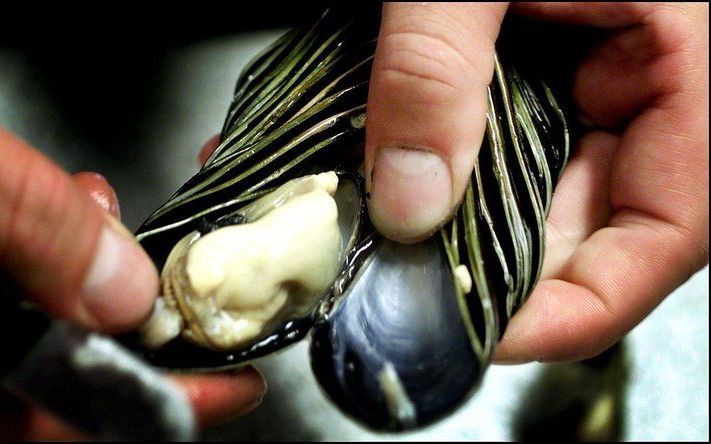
[1,30,708,441]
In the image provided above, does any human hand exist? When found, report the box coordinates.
[365,3,708,362]
[0,129,266,440]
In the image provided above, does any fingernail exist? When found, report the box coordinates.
[81,222,159,329]
[368,146,452,243]
[73,172,121,219]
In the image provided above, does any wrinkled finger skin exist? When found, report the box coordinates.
[495,2,708,363]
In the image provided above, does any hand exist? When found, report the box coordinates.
[0,129,266,440]
[365,3,709,362]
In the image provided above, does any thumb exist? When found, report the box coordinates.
[366,2,508,243]
[0,128,158,332]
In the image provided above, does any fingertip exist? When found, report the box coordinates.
[226,365,268,403]
[80,215,159,332]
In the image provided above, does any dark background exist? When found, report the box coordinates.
[0,2,333,168]
[0,1,597,179]
[1,3,707,441]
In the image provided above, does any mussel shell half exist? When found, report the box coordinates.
[310,236,481,431]
[122,5,380,369]
[305,54,570,431]
[120,172,365,371]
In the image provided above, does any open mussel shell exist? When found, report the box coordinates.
[120,5,377,368]
[122,3,570,432]
[310,235,481,431]
[121,171,365,371]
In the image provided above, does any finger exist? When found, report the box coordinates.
[366,2,509,243]
[72,172,121,219]
[198,134,221,167]
[514,3,707,127]
[495,7,708,362]
[0,128,159,332]
[496,209,706,364]
[540,131,618,280]
[496,120,708,362]
[170,366,267,428]
[573,21,689,127]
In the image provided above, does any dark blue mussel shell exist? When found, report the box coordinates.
[310,236,481,430]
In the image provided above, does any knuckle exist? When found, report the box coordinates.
[374,29,477,104]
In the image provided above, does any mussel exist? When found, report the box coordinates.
[121,4,570,432]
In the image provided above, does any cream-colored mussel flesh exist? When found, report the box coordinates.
[139,172,343,351]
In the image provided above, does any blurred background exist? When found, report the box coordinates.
[1,3,708,441]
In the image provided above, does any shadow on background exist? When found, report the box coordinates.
[513,342,629,442]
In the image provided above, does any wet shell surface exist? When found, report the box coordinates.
[123,4,571,431]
